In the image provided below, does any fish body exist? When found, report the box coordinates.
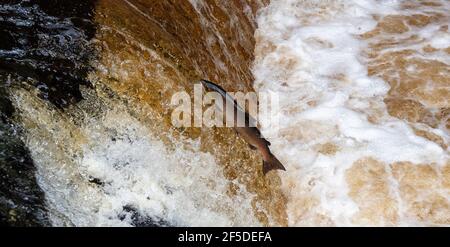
[200,79,286,175]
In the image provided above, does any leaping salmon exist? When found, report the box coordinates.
[200,79,286,175]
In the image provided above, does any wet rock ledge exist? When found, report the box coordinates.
[0,0,97,226]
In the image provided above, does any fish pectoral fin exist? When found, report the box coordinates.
[256,130,271,146]
[248,144,257,150]
[262,161,272,175]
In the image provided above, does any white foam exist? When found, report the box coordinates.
[12,88,260,226]
[253,0,449,226]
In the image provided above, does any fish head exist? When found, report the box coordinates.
[200,79,227,95]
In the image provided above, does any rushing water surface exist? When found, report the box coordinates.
[255,0,449,226]
[0,0,449,226]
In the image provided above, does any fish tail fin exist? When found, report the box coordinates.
[262,154,286,175]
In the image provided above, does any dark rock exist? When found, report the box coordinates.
[0,0,98,226]
[88,176,104,186]
[118,205,173,227]
[0,87,50,226]
[0,0,97,108]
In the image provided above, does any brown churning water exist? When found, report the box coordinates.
[2,0,449,226]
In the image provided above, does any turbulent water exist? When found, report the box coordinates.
[254,0,449,226]
[1,0,449,226]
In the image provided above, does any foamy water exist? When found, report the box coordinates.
[254,0,449,226]
[5,0,448,227]
[11,86,260,226]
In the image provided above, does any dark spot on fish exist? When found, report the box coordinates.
[164,185,174,195]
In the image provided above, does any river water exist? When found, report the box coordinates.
[0,0,448,226]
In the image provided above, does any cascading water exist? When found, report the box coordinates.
[0,0,448,227]
[254,0,449,226]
